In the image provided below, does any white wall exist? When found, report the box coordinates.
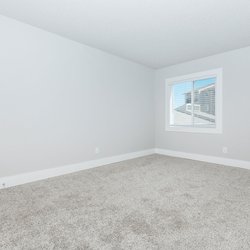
[155,46,250,161]
[0,15,154,177]
[1,14,249,180]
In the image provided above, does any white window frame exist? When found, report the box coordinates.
[165,68,223,134]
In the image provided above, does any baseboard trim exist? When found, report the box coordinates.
[0,149,155,189]
[1,148,249,189]
[155,148,250,170]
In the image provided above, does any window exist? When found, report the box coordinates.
[166,69,222,133]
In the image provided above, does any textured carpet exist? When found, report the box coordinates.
[0,154,249,250]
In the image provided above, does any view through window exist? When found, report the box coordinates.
[170,77,216,128]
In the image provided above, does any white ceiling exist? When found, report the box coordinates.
[0,0,250,68]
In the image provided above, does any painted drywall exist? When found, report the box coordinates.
[155,46,250,161]
[1,0,250,68]
[0,15,154,177]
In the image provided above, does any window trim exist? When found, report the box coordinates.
[165,68,223,134]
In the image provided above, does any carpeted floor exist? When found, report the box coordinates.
[0,154,249,250]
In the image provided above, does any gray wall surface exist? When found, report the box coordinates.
[0,16,155,177]
[1,15,250,178]
[155,46,250,161]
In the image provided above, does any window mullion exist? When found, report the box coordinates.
[191,81,194,126]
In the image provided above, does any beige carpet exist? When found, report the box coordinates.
[0,154,249,249]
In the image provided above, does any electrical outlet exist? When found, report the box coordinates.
[95,147,100,154]
[222,147,228,154]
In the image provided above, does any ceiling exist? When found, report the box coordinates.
[0,0,250,69]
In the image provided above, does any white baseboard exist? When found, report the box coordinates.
[1,148,249,189]
[0,149,155,189]
[155,148,250,170]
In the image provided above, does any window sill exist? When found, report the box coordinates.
[165,126,222,134]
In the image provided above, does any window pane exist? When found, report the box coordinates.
[193,77,216,126]
[171,81,193,126]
